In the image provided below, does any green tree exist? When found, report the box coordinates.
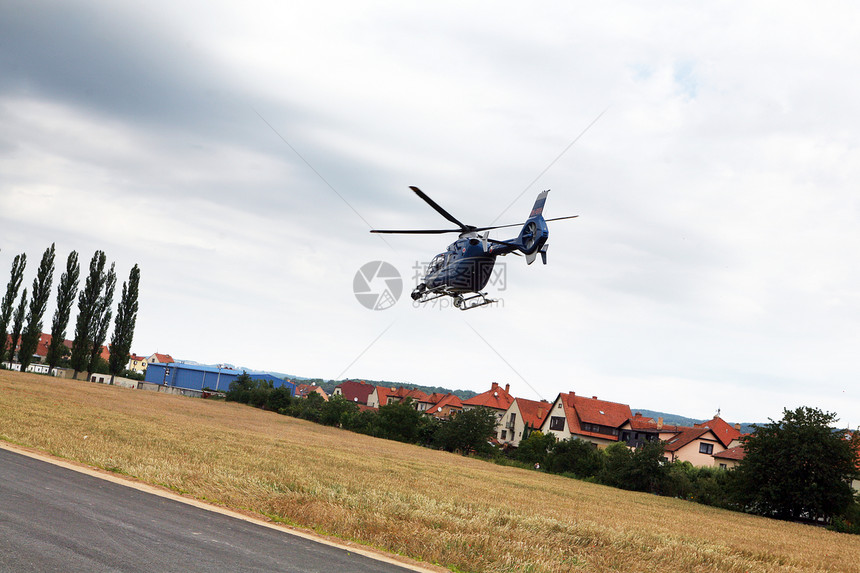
[70,251,108,378]
[226,371,255,403]
[108,264,140,383]
[545,437,603,478]
[732,406,859,522]
[87,262,116,376]
[433,407,498,455]
[0,253,27,364]
[19,244,56,371]
[376,399,424,442]
[320,395,360,427]
[599,440,669,493]
[47,251,79,374]
[514,430,557,467]
[7,288,28,364]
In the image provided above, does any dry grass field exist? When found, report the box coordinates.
[1,370,857,573]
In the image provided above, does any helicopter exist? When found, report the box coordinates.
[371,186,577,310]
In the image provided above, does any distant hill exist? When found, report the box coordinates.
[291,378,478,401]
[633,409,759,435]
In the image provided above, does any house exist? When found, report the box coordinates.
[695,416,742,448]
[617,413,686,448]
[126,353,148,374]
[367,386,395,408]
[5,332,72,366]
[540,392,633,447]
[662,427,726,465]
[713,445,745,469]
[462,382,514,423]
[332,380,375,405]
[385,387,430,408]
[424,393,464,419]
[147,352,174,365]
[498,398,551,446]
[295,383,329,401]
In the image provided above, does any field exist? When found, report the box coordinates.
[1,370,858,573]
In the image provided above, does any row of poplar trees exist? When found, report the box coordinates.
[0,244,140,383]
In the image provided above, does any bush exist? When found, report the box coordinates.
[829,501,860,534]
[545,437,603,478]
[319,395,360,427]
[514,430,556,467]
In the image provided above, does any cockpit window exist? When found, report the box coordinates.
[427,254,445,274]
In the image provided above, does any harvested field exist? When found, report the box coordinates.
[1,370,857,573]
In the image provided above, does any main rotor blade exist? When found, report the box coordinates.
[370,228,463,234]
[410,186,472,232]
[470,215,579,233]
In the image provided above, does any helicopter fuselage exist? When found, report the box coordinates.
[420,239,498,296]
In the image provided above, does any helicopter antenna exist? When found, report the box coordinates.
[490,106,608,225]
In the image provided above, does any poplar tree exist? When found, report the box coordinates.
[8,288,28,364]
[19,244,56,371]
[109,264,140,384]
[71,251,108,378]
[47,251,80,373]
[0,253,27,365]
[87,262,116,375]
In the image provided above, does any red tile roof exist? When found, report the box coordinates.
[713,445,746,461]
[335,380,375,404]
[696,416,742,448]
[624,413,686,433]
[373,386,396,406]
[295,384,329,400]
[428,393,463,413]
[663,427,716,452]
[514,398,552,430]
[149,353,174,363]
[35,333,73,357]
[463,382,514,411]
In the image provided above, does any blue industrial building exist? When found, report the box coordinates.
[145,362,295,395]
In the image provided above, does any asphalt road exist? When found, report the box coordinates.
[0,447,426,573]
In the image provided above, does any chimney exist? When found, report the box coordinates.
[491,382,498,390]
[592,396,598,400]
[734,423,741,431]
[505,383,510,394]
[657,417,664,430]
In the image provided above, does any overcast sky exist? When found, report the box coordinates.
[2,1,859,426]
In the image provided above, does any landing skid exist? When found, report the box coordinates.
[413,286,496,310]
[453,292,496,311]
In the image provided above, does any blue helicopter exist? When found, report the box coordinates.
[371,186,577,310]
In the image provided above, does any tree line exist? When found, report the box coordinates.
[225,378,860,534]
[0,246,140,382]
[225,374,498,454]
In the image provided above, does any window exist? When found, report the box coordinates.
[699,442,714,455]
[500,430,507,440]
[549,416,565,431]
[719,463,727,469]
